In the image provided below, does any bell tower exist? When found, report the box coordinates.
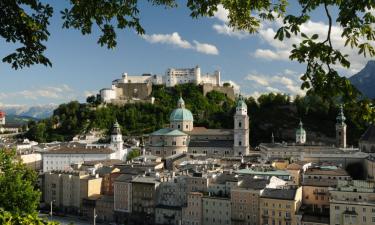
[233,95,250,156]
[336,105,347,148]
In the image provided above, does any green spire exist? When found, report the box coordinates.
[336,104,346,124]
[236,94,247,109]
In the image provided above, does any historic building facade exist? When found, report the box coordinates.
[147,96,250,158]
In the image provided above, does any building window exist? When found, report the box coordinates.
[186,125,188,129]
[178,125,181,129]
[239,141,242,146]
[172,141,176,146]
[239,122,242,128]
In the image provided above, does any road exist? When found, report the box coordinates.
[40,214,104,225]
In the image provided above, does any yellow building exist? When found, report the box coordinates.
[272,160,289,170]
[44,171,102,213]
[260,187,302,225]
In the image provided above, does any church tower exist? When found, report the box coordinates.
[233,95,250,156]
[336,105,347,148]
[296,120,306,144]
[111,121,125,159]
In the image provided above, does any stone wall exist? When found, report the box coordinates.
[202,84,235,100]
[115,82,152,100]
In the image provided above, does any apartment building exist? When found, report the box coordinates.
[202,195,231,225]
[330,180,375,225]
[44,171,102,213]
[182,192,204,225]
[260,187,302,225]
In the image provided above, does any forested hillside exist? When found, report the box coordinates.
[25,83,374,146]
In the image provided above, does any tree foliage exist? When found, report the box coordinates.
[0,209,58,225]
[0,148,58,224]
[0,149,40,215]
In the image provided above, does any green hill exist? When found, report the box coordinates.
[24,83,373,146]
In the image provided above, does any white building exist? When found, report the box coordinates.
[42,122,127,172]
[165,66,220,87]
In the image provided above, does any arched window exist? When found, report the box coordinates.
[238,122,242,128]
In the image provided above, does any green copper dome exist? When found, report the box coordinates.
[170,108,194,122]
[296,121,306,135]
[170,97,194,122]
[237,95,247,109]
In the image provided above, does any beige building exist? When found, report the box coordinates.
[302,165,350,214]
[182,192,204,225]
[231,178,268,225]
[130,176,160,225]
[286,163,303,185]
[202,196,231,225]
[329,180,375,225]
[260,187,302,225]
[44,171,102,213]
[114,174,133,223]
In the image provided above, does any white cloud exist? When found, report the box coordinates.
[253,19,370,75]
[222,80,240,93]
[245,73,270,86]
[142,32,219,55]
[84,91,97,98]
[212,24,249,39]
[214,5,229,23]
[244,71,306,96]
[253,49,290,61]
[0,85,74,100]
[142,32,192,49]
[193,41,219,55]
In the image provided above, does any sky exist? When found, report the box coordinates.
[0,1,371,106]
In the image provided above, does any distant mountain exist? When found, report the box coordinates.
[5,115,38,125]
[0,104,57,119]
[349,60,375,99]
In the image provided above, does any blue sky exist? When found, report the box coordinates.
[0,1,368,106]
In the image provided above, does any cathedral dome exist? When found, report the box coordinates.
[170,108,194,122]
[170,97,194,122]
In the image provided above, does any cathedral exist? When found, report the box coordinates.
[147,96,249,158]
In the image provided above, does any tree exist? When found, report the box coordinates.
[126,149,141,161]
[0,149,41,215]
[0,209,59,225]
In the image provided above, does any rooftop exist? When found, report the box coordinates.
[43,144,114,154]
[187,127,233,136]
[236,168,290,177]
[304,166,349,176]
[188,140,233,148]
[261,188,297,200]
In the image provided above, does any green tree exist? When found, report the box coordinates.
[0,209,59,225]
[0,149,41,215]
[126,149,141,161]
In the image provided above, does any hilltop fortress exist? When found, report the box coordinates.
[99,66,235,105]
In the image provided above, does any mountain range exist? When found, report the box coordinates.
[349,60,375,99]
[0,104,56,119]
